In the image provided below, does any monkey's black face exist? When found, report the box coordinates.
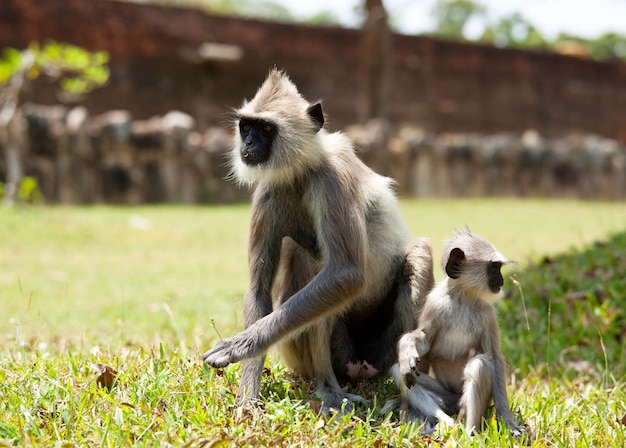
[239,118,277,165]
[487,261,504,293]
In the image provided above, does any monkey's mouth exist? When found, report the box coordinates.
[240,149,269,165]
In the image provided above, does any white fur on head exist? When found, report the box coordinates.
[442,227,509,302]
[230,69,327,186]
[441,226,508,272]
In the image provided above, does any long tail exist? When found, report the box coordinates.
[388,364,455,430]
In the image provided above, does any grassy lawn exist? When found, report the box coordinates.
[0,199,625,446]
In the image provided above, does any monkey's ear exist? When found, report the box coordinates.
[307,102,324,132]
[445,247,465,279]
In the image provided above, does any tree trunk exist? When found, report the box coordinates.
[359,0,393,123]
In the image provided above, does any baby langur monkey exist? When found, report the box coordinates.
[386,227,526,438]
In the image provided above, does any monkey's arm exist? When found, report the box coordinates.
[483,316,526,438]
[398,308,436,387]
[397,331,423,387]
[203,179,367,366]
[231,229,281,405]
[202,190,282,370]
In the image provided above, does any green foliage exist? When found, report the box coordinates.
[505,231,626,380]
[0,41,109,94]
[302,11,343,27]
[158,0,344,26]
[0,176,43,204]
[34,41,109,93]
[480,12,549,50]
[0,47,22,84]
[165,0,294,22]
[17,176,44,203]
[152,0,626,60]
[431,0,486,40]
[588,32,626,60]
[554,32,590,49]
[553,31,626,61]
[429,0,626,60]
[0,42,108,206]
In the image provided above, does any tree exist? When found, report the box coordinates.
[359,0,393,122]
[431,0,486,40]
[157,0,295,22]
[588,32,626,60]
[0,41,109,204]
[480,12,548,50]
[302,11,342,27]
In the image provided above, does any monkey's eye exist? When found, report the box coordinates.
[262,123,273,133]
[241,123,251,132]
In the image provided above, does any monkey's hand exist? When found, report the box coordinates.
[202,331,265,368]
[397,333,422,388]
[400,352,421,388]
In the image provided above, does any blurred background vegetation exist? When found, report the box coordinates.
[154,0,626,61]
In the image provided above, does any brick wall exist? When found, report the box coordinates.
[1,0,626,142]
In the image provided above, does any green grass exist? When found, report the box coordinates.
[0,199,625,446]
[503,230,626,379]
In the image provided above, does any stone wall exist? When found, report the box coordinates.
[1,104,243,204]
[1,0,626,142]
[355,125,626,201]
[2,105,624,204]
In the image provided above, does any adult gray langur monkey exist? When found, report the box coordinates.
[386,227,526,438]
[202,69,434,413]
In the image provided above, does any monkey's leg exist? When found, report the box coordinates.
[398,330,428,387]
[278,317,366,414]
[272,237,317,377]
[271,237,319,307]
[274,239,364,413]
[394,238,434,340]
[234,282,274,407]
[459,354,493,434]
[400,238,435,321]
[233,237,317,408]
[351,238,434,375]
[236,357,265,408]
[491,352,527,439]
[311,318,367,413]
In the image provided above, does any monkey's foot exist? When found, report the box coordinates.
[497,415,529,441]
[509,423,528,442]
[315,383,368,415]
[346,361,378,383]
[381,397,401,416]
